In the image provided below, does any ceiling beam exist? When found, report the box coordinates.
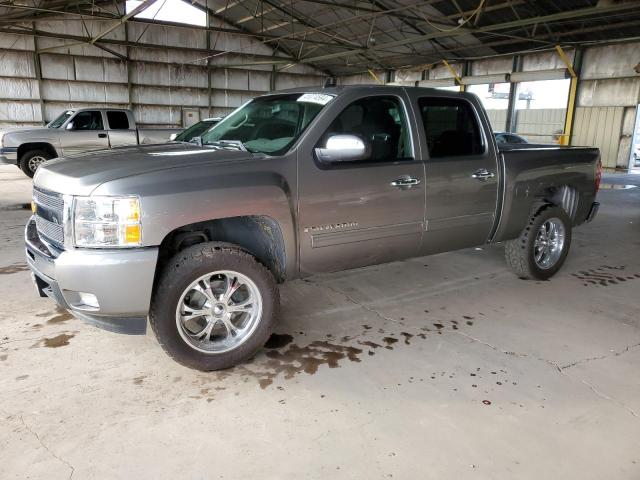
[292,2,640,65]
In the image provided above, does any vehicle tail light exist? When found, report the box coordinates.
[595,157,602,193]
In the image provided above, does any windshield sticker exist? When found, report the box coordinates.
[297,93,334,105]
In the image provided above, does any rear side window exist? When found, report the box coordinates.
[107,111,130,130]
[418,98,483,158]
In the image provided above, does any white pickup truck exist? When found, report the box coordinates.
[0,108,181,177]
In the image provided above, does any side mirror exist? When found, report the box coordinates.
[315,134,370,163]
[169,133,177,141]
[66,122,74,130]
[189,136,203,146]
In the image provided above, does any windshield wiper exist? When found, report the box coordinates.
[205,140,248,152]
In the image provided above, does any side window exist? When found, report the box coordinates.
[107,111,130,130]
[72,111,104,131]
[320,96,412,163]
[418,98,483,158]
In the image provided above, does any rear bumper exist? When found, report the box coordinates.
[25,217,158,335]
[585,201,599,223]
[0,147,18,165]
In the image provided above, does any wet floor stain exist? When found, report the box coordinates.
[133,376,146,385]
[572,265,640,287]
[46,309,74,325]
[0,262,29,275]
[0,203,32,211]
[482,400,492,405]
[39,333,75,348]
[382,336,399,349]
[194,306,483,390]
[599,184,637,190]
[16,375,28,381]
[264,333,294,349]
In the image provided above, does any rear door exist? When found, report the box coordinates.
[297,90,426,274]
[407,92,500,254]
[60,110,110,156]
[106,110,137,147]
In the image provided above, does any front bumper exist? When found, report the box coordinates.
[0,147,18,165]
[25,217,158,334]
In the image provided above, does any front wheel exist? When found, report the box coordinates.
[19,149,51,178]
[150,243,279,371]
[505,205,572,280]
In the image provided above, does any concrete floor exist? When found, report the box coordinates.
[1,164,639,479]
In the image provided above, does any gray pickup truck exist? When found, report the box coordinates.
[25,86,601,371]
[0,108,181,178]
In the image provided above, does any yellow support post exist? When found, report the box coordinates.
[555,45,577,146]
[442,59,464,91]
[367,69,383,84]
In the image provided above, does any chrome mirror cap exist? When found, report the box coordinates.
[315,134,370,163]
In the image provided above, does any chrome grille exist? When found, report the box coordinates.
[33,187,64,212]
[35,215,64,246]
[33,187,65,248]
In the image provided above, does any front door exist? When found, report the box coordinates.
[298,92,425,275]
[60,110,110,156]
[409,94,500,254]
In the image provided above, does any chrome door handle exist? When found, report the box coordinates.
[391,176,421,188]
[471,169,495,181]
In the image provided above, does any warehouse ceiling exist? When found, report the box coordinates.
[1,0,639,75]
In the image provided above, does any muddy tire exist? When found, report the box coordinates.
[149,243,278,371]
[505,205,572,280]
[19,149,51,178]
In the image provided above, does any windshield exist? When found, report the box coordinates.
[174,120,217,142]
[201,93,334,155]
[48,110,74,129]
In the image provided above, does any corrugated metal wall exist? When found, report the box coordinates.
[514,109,565,144]
[573,107,625,168]
[0,17,325,129]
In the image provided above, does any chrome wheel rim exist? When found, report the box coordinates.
[534,218,565,269]
[28,155,47,173]
[175,270,263,354]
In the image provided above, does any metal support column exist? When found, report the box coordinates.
[556,45,581,146]
[505,55,521,133]
[206,0,212,117]
[32,23,46,125]
[442,59,463,91]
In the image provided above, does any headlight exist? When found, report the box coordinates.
[73,196,142,248]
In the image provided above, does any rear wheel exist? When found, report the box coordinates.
[505,205,572,280]
[19,149,51,178]
[150,243,278,371]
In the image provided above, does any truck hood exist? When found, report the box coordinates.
[1,127,57,144]
[34,143,255,196]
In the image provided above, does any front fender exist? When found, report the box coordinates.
[91,158,298,278]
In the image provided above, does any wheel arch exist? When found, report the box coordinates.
[155,215,288,285]
[17,142,58,160]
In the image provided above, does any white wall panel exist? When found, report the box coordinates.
[0,101,41,122]
[0,77,38,99]
[0,49,35,78]
[0,33,35,51]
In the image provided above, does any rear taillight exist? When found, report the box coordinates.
[595,158,602,193]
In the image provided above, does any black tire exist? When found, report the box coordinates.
[149,243,279,371]
[504,205,572,280]
[19,149,51,178]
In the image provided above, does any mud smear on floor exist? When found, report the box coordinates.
[32,333,75,348]
[572,265,640,287]
[0,262,29,275]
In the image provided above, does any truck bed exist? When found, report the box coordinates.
[492,145,600,243]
